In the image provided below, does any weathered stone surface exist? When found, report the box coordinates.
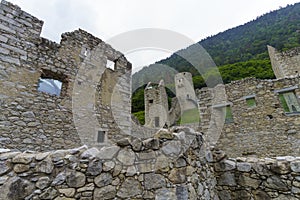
[144,173,166,189]
[35,152,50,161]
[12,153,34,164]
[155,188,176,200]
[214,160,236,171]
[117,177,142,198]
[36,176,51,189]
[217,172,236,186]
[52,172,66,186]
[143,138,160,150]
[87,159,102,176]
[35,157,54,174]
[176,185,188,200]
[77,183,95,192]
[291,161,300,172]
[174,157,187,168]
[168,168,186,184]
[94,185,116,200]
[66,171,86,188]
[39,187,59,200]
[270,161,291,174]
[130,138,142,151]
[154,129,175,140]
[238,174,261,189]
[94,173,112,187]
[161,141,182,157]
[58,188,75,198]
[0,161,10,175]
[237,162,251,172]
[117,148,135,165]
[116,138,130,147]
[102,161,115,172]
[13,163,30,173]
[96,146,120,160]
[81,148,100,159]
[264,176,289,191]
[253,190,271,200]
[6,177,35,200]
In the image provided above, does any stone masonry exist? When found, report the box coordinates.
[0,0,132,151]
[0,127,218,200]
[175,72,198,112]
[144,80,169,128]
[268,45,300,79]
[197,77,300,157]
[212,149,300,200]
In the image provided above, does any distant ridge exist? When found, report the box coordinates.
[132,2,300,91]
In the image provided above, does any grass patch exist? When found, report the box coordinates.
[180,108,200,125]
[133,111,145,125]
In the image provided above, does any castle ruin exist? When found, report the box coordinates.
[1,1,300,199]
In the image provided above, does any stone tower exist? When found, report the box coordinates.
[144,80,169,128]
[268,45,300,79]
[175,72,199,126]
[175,72,198,111]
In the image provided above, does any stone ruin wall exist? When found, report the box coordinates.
[197,77,300,158]
[1,127,300,200]
[211,149,300,200]
[0,127,218,200]
[268,45,300,79]
[0,0,132,151]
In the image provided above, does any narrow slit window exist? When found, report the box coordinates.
[97,131,105,143]
[154,117,159,127]
[106,59,115,70]
[149,99,153,104]
[224,106,234,124]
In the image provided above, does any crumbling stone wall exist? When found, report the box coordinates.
[268,45,300,79]
[0,127,218,200]
[212,149,300,200]
[197,77,300,157]
[0,0,132,151]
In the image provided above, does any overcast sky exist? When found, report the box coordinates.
[9,0,300,72]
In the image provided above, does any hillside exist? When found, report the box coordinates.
[132,2,300,91]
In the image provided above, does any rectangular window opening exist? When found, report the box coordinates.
[97,131,105,143]
[37,69,66,97]
[279,91,300,114]
[215,105,234,124]
[106,59,115,71]
[149,99,154,104]
[246,97,256,108]
[154,117,160,127]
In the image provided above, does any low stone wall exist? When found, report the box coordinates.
[212,150,300,200]
[0,127,217,200]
